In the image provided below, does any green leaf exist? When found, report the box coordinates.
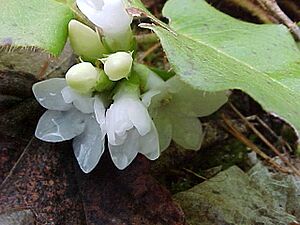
[134,0,300,135]
[0,0,74,56]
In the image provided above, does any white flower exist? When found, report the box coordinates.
[140,67,228,151]
[105,81,160,170]
[32,78,106,173]
[76,0,132,36]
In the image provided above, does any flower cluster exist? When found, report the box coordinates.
[33,0,228,173]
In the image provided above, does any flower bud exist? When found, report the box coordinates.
[103,52,133,81]
[68,20,107,61]
[66,62,100,94]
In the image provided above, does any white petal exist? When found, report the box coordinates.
[127,98,152,136]
[141,89,161,107]
[139,122,160,160]
[61,86,94,114]
[106,82,152,146]
[77,0,131,35]
[32,78,71,111]
[106,99,133,145]
[145,87,172,115]
[152,112,172,151]
[73,114,105,173]
[167,76,228,117]
[61,86,73,104]
[97,0,132,35]
[113,131,129,145]
[94,95,106,136]
[108,128,139,170]
[171,114,204,150]
[76,0,104,19]
[73,96,95,114]
[35,108,85,142]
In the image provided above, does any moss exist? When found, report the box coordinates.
[196,138,250,171]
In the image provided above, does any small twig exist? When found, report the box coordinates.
[0,136,35,188]
[138,42,161,62]
[183,168,207,180]
[222,114,291,174]
[227,0,278,23]
[229,103,300,177]
[256,0,300,41]
[37,60,50,79]
[254,115,294,153]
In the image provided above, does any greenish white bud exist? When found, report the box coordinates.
[66,62,100,94]
[103,52,133,81]
[68,20,107,61]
